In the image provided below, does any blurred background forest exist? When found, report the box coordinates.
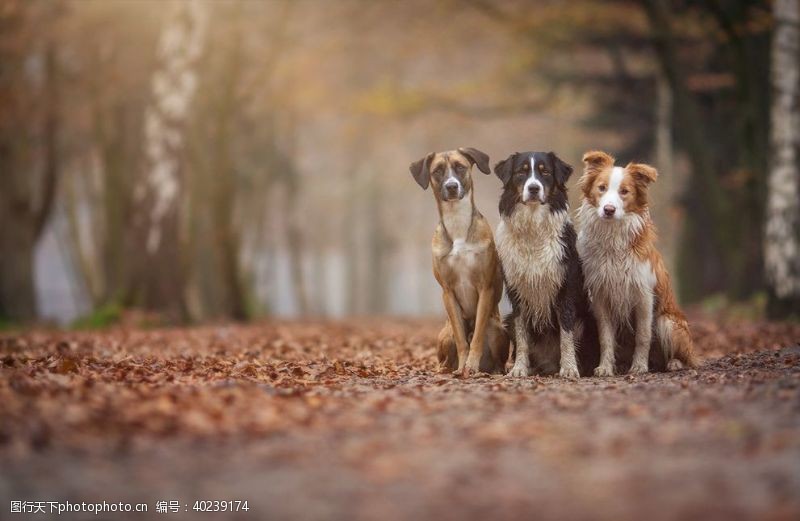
[1,0,798,327]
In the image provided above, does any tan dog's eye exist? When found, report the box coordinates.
[433,166,444,175]
[620,188,629,195]
[598,184,606,192]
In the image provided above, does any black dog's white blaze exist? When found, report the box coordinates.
[494,152,597,377]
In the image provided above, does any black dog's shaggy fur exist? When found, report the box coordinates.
[494,152,599,376]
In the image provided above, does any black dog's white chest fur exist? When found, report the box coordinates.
[496,205,568,327]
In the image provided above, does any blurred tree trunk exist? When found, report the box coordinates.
[286,176,311,316]
[0,4,61,321]
[364,176,389,314]
[653,72,678,283]
[643,0,733,301]
[206,6,247,321]
[765,0,800,318]
[129,0,206,321]
[702,0,772,299]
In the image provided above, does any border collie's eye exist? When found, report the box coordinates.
[598,185,607,192]
[620,188,629,195]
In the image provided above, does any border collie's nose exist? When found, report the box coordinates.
[603,204,616,217]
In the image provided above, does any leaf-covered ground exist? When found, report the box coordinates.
[1,317,799,520]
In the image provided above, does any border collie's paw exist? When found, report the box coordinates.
[628,361,649,375]
[594,364,615,377]
[559,366,580,379]
[666,358,684,371]
[507,363,530,378]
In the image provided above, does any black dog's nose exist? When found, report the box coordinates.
[528,184,540,194]
[603,204,616,217]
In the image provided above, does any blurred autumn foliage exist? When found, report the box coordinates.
[0,0,798,326]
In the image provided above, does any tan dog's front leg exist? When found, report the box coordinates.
[508,314,531,377]
[442,291,469,372]
[593,302,616,377]
[629,292,654,374]
[462,287,493,376]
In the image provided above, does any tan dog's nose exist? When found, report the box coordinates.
[603,204,616,217]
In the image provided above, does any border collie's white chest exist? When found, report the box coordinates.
[576,202,656,323]
[496,205,567,325]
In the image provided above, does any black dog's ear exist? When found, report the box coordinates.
[548,151,574,187]
[493,153,517,185]
[409,152,434,190]
[458,147,491,175]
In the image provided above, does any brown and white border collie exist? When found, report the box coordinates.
[576,151,697,376]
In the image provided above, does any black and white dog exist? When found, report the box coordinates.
[494,152,598,378]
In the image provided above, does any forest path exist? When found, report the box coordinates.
[1,318,799,520]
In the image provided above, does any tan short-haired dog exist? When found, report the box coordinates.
[410,148,509,376]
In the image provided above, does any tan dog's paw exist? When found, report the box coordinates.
[594,364,615,377]
[507,362,530,378]
[559,366,580,379]
[666,358,684,371]
[628,361,649,375]
[461,357,481,377]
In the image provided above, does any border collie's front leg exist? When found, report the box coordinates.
[508,314,531,377]
[593,302,616,377]
[629,291,654,374]
[442,290,469,373]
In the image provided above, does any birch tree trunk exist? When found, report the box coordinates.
[765,0,800,318]
[129,0,207,320]
[0,3,61,322]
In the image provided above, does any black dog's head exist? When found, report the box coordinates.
[493,151,573,216]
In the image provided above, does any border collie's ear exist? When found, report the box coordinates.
[493,153,516,185]
[409,152,434,190]
[627,162,658,185]
[582,150,615,171]
[458,147,491,175]
[548,152,574,187]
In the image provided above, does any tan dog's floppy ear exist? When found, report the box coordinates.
[626,162,658,185]
[548,151,574,187]
[493,153,517,185]
[409,152,434,190]
[458,147,491,175]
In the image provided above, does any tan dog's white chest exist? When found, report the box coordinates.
[496,206,567,326]
[434,198,484,318]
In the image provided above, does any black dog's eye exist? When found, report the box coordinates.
[598,184,607,192]
[540,169,550,176]
[521,163,529,171]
